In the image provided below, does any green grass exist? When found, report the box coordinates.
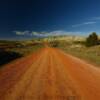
[58,41,100,66]
[0,40,44,66]
[0,40,44,56]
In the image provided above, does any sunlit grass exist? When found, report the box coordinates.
[58,41,100,66]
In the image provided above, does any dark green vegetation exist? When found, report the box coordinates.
[0,40,43,66]
[86,32,100,47]
[0,50,22,66]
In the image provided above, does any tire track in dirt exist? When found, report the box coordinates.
[0,48,44,99]
[50,48,82,100]
[53,48,100,100]
[0,47,100,100]
[3,48,48,100]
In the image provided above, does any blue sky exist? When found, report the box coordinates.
[0,0,100,39]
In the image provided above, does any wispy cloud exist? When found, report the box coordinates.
[14,31,30,35]
[84,22,96,24]
[48,30,83,36]
[72,21,96,27]
[89,17,100,20]
[14,31,48,37]
[14,30,83,37]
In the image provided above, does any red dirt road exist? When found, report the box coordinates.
[0,47,100,100]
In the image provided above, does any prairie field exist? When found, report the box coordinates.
[57,40,100,66]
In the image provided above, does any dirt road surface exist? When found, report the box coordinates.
[0,47,100,100]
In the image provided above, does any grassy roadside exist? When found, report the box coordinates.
[57,41,100,67]
[9,44,43,56]
[0,42,43,66]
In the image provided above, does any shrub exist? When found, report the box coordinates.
[0,50,22,66]
[86,32,99,47]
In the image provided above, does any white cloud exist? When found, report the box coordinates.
[14,31,48,37]
[14,31,30,35]
[72,21,96,27]
[14,30,84,37]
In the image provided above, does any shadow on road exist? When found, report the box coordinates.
[0,49,23,66]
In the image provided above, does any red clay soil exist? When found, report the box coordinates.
[0,47,100,100]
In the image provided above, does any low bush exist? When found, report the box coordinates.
[0,50,23,66]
